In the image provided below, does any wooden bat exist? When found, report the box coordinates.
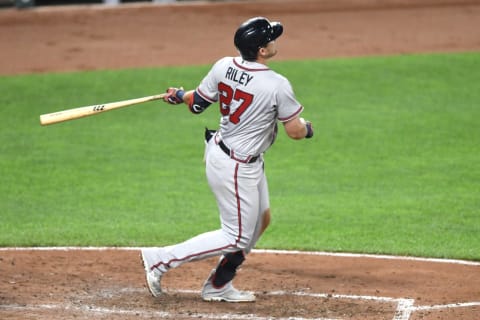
[40,93,167,126]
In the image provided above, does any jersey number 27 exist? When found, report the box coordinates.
[218,82,253,124]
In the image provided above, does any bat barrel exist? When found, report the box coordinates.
[39,93,166,126]
[40,107,97,126]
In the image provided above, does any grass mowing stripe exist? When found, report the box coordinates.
[0,53,479,260]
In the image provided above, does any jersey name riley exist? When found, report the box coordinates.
[225,67,254,86]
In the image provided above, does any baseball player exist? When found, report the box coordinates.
[141,16,314,302]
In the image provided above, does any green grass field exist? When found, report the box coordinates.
[1,52,479,260]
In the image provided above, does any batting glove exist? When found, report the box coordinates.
[164,87,185,105]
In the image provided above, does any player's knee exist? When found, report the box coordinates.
[221,228,250,250]
[236,236,253,250]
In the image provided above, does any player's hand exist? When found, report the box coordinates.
[164,87,184,105]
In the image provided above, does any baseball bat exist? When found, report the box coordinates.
[40,93,167,126]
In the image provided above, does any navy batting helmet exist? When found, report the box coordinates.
[234,17,283,61]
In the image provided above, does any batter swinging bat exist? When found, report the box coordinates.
[39,93,166,126]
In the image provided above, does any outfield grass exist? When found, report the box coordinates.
[1,53,479,260]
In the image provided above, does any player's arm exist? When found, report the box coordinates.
[283,116,314,140]
[276,78,313,140]
[162,87,212,114]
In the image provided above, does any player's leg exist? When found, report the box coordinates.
[202,161,268,301]
[141,226,242,297]
[141,229,239,272]
[141,143,262,299]
[201,152,265,301]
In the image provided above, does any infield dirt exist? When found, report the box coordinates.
[1,1,479,319]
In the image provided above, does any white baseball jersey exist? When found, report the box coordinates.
[196,56,304,157]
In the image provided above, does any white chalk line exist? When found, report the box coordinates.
[394,299,414,320]
[410,301,480,311]
[2,288,479,320]
[1,246,479,266]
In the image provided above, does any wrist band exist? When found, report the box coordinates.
[176,89,185,101]
[305,122,313,139]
